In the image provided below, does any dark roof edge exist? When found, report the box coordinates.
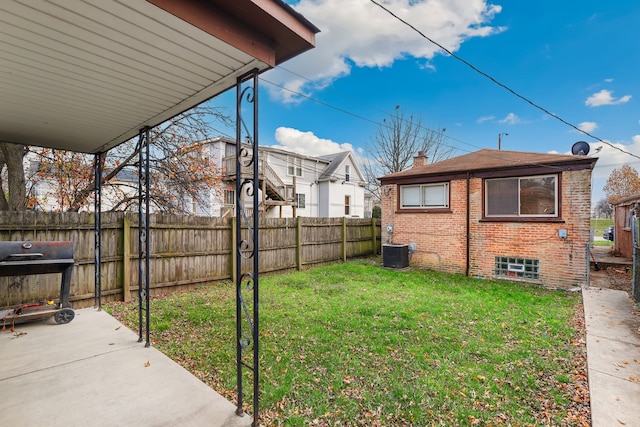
[273,0,321,33]
[380,157,597,184]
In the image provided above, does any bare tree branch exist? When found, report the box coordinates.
[363,106,454,203]
[28,102,232,213]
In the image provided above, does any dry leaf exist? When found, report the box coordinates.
[144,360,151,367]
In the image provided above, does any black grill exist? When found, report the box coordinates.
[0,241,75,326]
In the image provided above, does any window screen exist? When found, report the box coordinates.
[486,175,557,217]
[400,183,449,209]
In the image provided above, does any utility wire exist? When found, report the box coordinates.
[261,76,468,152]
[369,0,640,162]
[260,76,565,172]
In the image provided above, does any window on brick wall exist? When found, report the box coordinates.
[400,182,449,209]
[485,174,558,218]
[495,256,540,280]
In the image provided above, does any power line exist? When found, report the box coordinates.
[368,0,640,162]
[260,76,564,172]
[260,76,464,151]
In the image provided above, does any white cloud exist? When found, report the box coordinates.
[577,121,598,133]
[499,113,520,124]
[265,0,504,103]
[476,115,495,124]
[271,127,358,156]
[585,89,632,107]
[590,136,640,181]
[584,136,640,204]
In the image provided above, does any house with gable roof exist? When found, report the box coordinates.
[203,137,366,218]
[379,149,597,288]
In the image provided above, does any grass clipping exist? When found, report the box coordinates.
[108,260,590,426]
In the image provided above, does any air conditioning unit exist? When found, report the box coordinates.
[383,244,409,269]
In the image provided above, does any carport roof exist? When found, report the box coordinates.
[0,0,318,154]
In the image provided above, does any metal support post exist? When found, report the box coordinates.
[138,127,151,347]
[94,153,103,310]
[234,69,260,426]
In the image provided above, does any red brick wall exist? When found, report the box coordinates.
[614,205,633,258]
[383,169,592,288]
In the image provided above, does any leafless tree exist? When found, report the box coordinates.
[26,102,233,213]
[362,106,454,203]
[593,198,612,219]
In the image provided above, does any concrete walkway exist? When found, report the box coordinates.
[586,245,640,427]
[0,308,252,427]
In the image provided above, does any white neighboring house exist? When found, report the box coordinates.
[28,157,139,212]
[204,137,367,218]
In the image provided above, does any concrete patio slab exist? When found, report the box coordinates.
[0,308,252,427]
[583,288,640,427]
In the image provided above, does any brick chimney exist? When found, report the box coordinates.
[413,151,428,168]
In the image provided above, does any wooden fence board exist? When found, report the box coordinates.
[0,212,380,307]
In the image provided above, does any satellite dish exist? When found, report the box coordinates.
[571,141,590,155]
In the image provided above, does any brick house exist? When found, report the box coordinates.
[379,149,597,288]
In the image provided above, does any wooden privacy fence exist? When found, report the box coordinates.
[0,212,381,308]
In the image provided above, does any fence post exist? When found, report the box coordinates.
[231,217,237,283]
[371,217,377,256]
[342,217,347,262]
[296,216,302,270]
[122,216,131,302]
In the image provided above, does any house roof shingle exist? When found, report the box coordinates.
[317,152,351,180]
[380,149,597,183]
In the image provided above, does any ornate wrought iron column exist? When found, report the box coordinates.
[234,69,260,425]
[94,152,104,310]
[138,127,151,347]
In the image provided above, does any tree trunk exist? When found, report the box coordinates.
[0,143,27,211]
[0,150,9,210]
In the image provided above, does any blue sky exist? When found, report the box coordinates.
[216,0,640,205]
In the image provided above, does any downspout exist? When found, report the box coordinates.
[466,172,471,277]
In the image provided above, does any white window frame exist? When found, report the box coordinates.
[485,174,558,218]
[296,193,306,209]
[400,182,449,209]
[287,156,303,178]
[345,195,351,216]
[345,164,351,182]
[223,189,235,206]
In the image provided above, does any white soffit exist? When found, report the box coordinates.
[0,0,302,154]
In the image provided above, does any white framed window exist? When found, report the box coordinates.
[287,156,303,177]
[485,174,557,217]
[400,183,449,209]
[344,195,351,215]
[296,193,306,209]
[345,164,351,182]
[224,189,235,206]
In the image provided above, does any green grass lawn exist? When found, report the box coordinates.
[591,218,614,247]
[591,218,613,237]
[107,260,589,426]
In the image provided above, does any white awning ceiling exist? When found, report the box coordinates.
[0,0,317,154]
